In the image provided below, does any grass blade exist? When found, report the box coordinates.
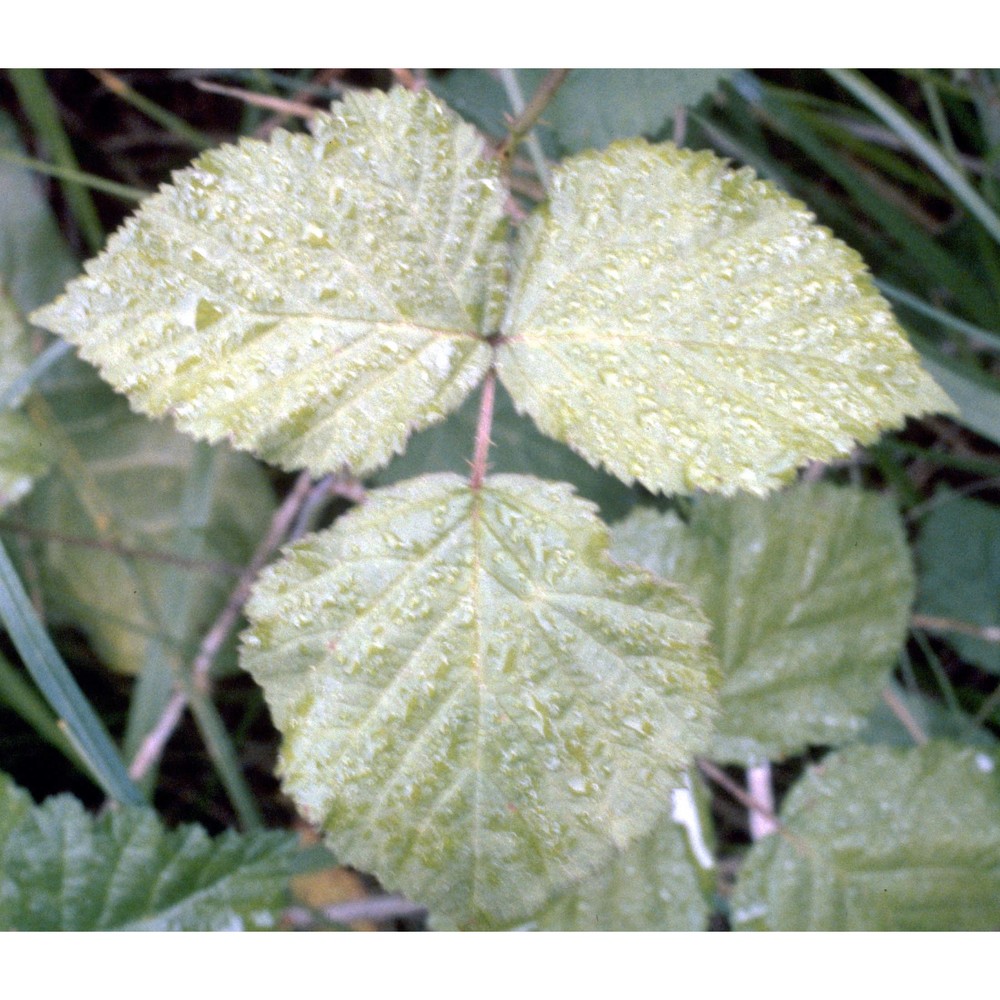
[0,538,144,804]
[7,69,104,253]
[828,69,1000,246]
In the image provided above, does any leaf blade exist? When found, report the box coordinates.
[498,141,954,495]
[241,473,718,926]
[612,483,914,761]
[31,88,507,477]
[730,743,1000,931]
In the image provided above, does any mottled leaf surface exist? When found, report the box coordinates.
[31,89,507,476]
[0,772,299,930]
[20,357,274,675]
[916,491,1000,674]
[730,743,1000,931]
[612,484,913,761]
[508,809,712,931]
[498,142,954,495]
[242,473,718,927]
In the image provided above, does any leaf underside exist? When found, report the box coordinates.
[0,772,299,931]
[612,483,914,762]
[241,473,718,927]
[31,89,507,477]
[730,743,1000,931]
[498,141,954,496]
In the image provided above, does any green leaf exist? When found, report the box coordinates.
[20,358,274,675]
[497,141,955,496]
[612,483,914,762]
[0,771,299,930]
[536,69,734,153]
[730,743,1000,930]
[916,491,1000,674]
[433,69,731,154]
[31,88,507,477]
[917,348,1000,448]
[508,787,713,931]
[241,473,718,927]
[375,379,637,521]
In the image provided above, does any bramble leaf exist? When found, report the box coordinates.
[241,473,718,927]
[31,89,507,477]
[612,483,913,761]
[0,772,300,930]
[497,142,954,495]
[730,743,1000,931]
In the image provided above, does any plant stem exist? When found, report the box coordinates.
[468,369,496,491]
[881,686,929,745]
[912,613,1000,643]
[498,69,568,191]
[128,470,314,782]
[746,762,778,839]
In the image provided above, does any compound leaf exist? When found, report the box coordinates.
[916,491,1000,675]
[31,88,507,477]
[730,743,1000,931]
[0,771,299,931]
[497,142,954,495]
[612,483,913,761]
[241,473,718,927]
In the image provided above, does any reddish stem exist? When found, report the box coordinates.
[469,369,496,491]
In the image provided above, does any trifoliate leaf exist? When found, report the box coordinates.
[612,483,913,761]
[916,491,1000,675]
[497,142,954,495]
[20,357,274,675]
[0,772,300,930]
[241,473,718,927]
[730,743,1000,931]
[31,88,507,477]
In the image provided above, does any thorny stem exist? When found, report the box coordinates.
[497,69,569,191]
[128,470,315,781]
[469,368,497,491]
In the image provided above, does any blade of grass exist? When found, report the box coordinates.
[753,77,997,324]
[828,69,1000,246]
[0,649,80,763]
[90,70,215,150]
[7,69,104,253]
[0,149,146,203]
[0,339,73,411]
[877,281,1000,353]
[0,538,144,804]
